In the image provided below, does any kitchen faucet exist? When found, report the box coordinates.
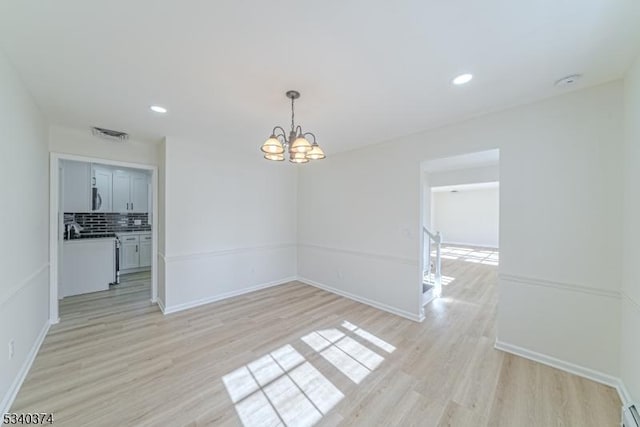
[66,222,83,239]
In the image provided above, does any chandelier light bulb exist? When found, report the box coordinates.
[264,153,285,161]
[291,136,312,153]
[261,136,284,154]
[306,143,325,160]
[290,157,309,164]
[290,152,309,163]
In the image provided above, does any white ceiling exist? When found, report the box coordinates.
[1,0,639,153]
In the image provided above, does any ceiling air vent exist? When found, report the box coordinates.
[554,74,582,87]
[91,127,129,142]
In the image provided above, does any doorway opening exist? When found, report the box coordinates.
[419,149,500,316]
[49,153,159,324]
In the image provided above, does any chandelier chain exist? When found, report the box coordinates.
[291,96,295,134]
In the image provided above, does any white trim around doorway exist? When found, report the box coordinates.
[49,152,159,324]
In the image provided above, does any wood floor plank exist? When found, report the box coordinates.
[10,249,621,426]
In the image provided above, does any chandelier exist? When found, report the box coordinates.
[260,90,325,163]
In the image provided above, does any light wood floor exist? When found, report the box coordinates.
[11,252,620,426]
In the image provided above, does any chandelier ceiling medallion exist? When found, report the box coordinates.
[260,90,325,163]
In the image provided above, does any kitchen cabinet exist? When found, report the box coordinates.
[91,165,112,212]
[62,161,149,214]
[139,236,152,268]
[113,170,130,212]
[62,160,90,212]
[113,169,149,213]
[61,238,115,297]
[131,174,148,213]
[118,233,152,271]
[120,234,141,270]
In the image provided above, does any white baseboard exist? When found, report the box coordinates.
[297,277,422,322]
[442,241,499,250]
[616,380,633,407]
[494,340,631,406]
[1,320,51,414]
[161,277,297,315]
[156,298,166,314]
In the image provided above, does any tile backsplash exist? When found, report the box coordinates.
[65,212,151,235]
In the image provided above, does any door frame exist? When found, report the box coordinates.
[417,149,501,320]
[417,163,429,321]
[49,152,159,323]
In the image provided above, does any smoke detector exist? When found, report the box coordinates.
[91,127,129,142]
[554,74,582,87]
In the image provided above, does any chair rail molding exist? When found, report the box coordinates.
[499,273,621,299]
[298,243,417,266]
[163,243,297,263]
[0,263,49,307]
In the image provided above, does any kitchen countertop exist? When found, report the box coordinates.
[63,231,151,241]
[115,230,151,236]
[64,237,116,244]
[65,232,116,240]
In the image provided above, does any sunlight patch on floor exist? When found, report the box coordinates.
[341,321,396,353]
[301,329,384,384]
[223,322,396,426]
[433,245,499,266]
[424,273,456,287]
[223,344,344,427]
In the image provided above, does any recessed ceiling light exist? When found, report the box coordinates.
[150,105,168,113]
[452,73,473,85]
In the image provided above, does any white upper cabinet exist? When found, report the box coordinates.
[112,170,131,212]
[62,161,149,213]
[130,173,148,213]
[91,165,112,212]
[62,160,91,212]
[112,169,149,213]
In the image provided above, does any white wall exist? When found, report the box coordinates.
[0,51,49,412]
[298,81,624,377]
[621,55,640,405]
[161,137,297,311]
[432,187,499,248]
[423,161,499,235]
[49,125,159,166]
[428,165,499,187]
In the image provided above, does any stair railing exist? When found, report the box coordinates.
[423,226,442,297]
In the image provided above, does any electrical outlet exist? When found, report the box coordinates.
[134,219,142,225]
[8,340,14,360]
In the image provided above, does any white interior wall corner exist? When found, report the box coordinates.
[297,81,625,376]
[620,54,640,404]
